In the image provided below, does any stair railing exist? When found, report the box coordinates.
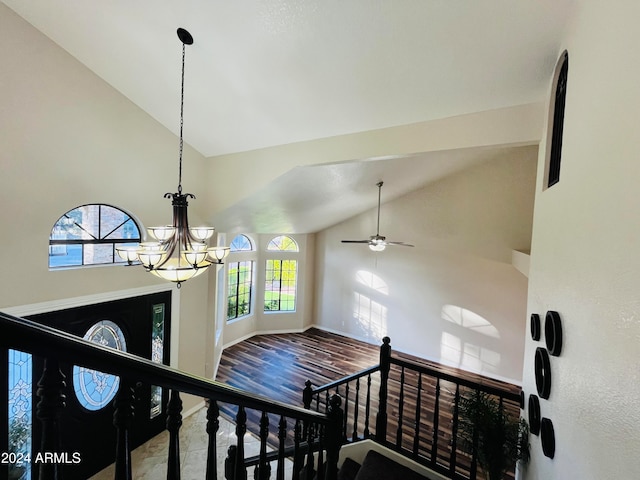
[303,337,521,480]
[0,311,343,480]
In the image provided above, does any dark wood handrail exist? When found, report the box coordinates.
[310,365,380,395]
[0,310,330,425]
[389,357,521,403]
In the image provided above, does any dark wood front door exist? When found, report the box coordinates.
[27,291,171,479]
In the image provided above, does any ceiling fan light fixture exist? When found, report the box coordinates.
[369,242,386,252]
[341,181,414,251]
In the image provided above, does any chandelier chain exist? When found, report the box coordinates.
[178,42,186,194]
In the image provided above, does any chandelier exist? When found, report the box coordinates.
[117,28,229,287]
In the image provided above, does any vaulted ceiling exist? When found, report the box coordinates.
[3,0,573,233]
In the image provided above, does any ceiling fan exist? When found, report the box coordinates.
[341,181,414,251]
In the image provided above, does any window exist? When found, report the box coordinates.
[227,235,255,321]
[230,234,253,251]
[267,235,299,252]
[228,261,254,319]
[72,320,127,411]
[547,51,569,188]
[49,204,141,268]
[265,235,298,312]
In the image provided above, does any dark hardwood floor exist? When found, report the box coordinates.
[215,328,520,479]
[216,328,518,405]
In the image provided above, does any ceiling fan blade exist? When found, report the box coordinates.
[386,241,415,247]
[341,240,370,244]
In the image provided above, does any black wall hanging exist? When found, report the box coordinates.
[528,394,541,435]
[530,313,541,340]
[545,310,563,356]
[535,347,552,399]
[541,417,556,458]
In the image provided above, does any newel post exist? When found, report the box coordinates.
[375,336,391,442]
[324,394,344,480]
[302,380,313,409]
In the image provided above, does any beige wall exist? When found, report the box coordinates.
[523,2,640,479]
[0,5,211,412]
[314,148,537,384]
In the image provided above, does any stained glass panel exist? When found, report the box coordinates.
[150,304,165,419]
[72,320,127,411]
[8,349,32,479]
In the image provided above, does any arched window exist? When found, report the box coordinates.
[49,204,141,268]
[547,51,569,188]
[265,235,298,312]
[267,235,299,252]
[230,234,253,252]
[227,234,255,321]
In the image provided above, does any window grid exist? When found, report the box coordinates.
[49,204,141,268]
[228,261,253,320]
[264,259,297,312]
[230,234,253,252]
[266,235,299,252]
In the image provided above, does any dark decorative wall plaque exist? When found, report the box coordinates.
[535,347,551,399]
[541,417,556,458]
[530,313,541,341]
[545,311,563,356]
[528,394,541,435]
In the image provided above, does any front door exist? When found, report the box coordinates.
[14,291,171,479]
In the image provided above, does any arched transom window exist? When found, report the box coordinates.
[49,204,141,268]
[227,234,255,321]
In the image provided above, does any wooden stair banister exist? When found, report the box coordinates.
[303,336,522,480]
[0,310,342,480]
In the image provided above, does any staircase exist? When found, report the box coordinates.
[0,311,520,480]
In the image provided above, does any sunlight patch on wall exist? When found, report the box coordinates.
[356,270,389,295]
[440,332,501,375]
[441,304,500,338]
[353,292,388,340]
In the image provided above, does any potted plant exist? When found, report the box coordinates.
[457,391,529,480]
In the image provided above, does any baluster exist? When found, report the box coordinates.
[342,383,349,442]
[449,384,461,478]
[166,389,183,480]
[225,445,238,480]
[375,337,391,442]
[351,377,360,441]
[430,378,441,467]
[276,415,287,480]
[113,379,135,480]
[363,374,372,438]
[316,424,325,480]
[206,399,220,480]
[413,372,422,456]
[303,422,315,480]
[396,366,406,448]
[234,406,248,480]
[256,411,271,480]
[36,358,66,480]
[303,380,313,410]
[469,392,479,480]
[324,394,343,480]
[293,419,303,478]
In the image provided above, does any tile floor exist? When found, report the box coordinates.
[90,406,292,480]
